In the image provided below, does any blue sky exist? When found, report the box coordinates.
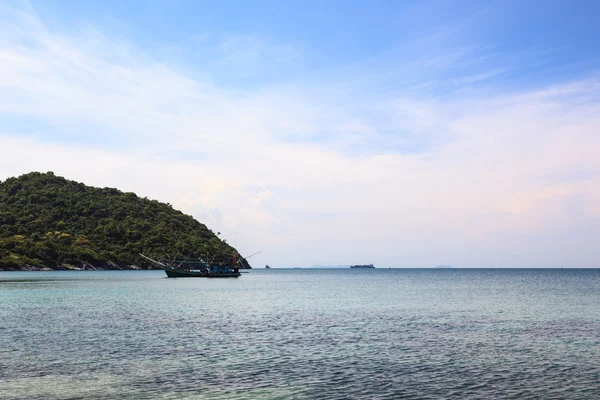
[27,0,600,87]
[1,0,600,267]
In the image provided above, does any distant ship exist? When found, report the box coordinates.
[265,264,271,269]
[350,264,375,268]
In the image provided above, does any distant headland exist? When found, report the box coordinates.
[310,264,375,269]
[0,172,249,271]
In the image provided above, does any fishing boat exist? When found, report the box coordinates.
[139,253,241,278]
[164,264,241,278]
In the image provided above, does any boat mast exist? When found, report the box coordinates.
[138,253,167,268]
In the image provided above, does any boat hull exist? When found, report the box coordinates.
[164,267,241,278]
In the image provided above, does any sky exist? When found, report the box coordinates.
[1,0,600,268]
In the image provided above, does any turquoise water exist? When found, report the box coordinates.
[1,269,599,399]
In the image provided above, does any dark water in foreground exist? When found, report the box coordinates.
[1,269,599,399]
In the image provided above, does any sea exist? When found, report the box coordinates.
[1,269,599,399]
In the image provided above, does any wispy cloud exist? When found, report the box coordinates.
[1,3,600,267]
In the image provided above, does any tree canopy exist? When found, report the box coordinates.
[0,172,249,270]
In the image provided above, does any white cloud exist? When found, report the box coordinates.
[1,4,600,268]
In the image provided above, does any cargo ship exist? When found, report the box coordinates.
[350,264,375,268]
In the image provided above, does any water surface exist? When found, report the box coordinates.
[1,269,599,399]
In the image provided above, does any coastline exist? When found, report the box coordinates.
[0,262,152,272]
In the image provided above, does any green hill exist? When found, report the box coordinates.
[0,172,250,270]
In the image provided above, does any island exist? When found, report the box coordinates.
[0,172,250,271]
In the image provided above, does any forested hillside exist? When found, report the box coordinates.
[0,172,249,270]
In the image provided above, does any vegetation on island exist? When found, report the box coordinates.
[0,172,249,270]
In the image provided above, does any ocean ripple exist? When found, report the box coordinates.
[1,269,599,399]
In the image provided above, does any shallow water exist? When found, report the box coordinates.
[1,269,599,399]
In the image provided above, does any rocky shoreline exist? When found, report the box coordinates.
[1,262,159,271]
